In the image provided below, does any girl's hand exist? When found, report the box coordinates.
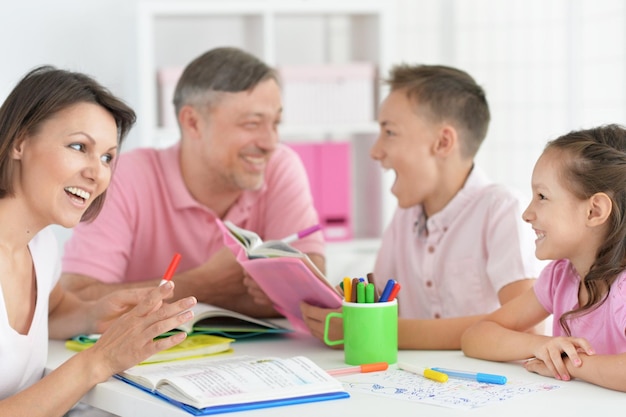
[531,336,595,381]
[84,281,197,380]
[523,357,553,377]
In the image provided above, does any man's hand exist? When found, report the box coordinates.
[243,273,274,307]
[177,246,247,304]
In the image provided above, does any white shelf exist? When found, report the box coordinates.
[325,238,381,285]
[136,0,396,238]
[151,122,380,149]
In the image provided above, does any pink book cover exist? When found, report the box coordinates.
[216,220,342,333]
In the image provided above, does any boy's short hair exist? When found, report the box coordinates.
[385,64,490,158]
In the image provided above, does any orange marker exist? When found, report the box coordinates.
[159,253,182,286]
[326,362,389,376]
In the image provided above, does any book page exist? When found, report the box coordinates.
[126,356,343,409]
[223,221,262,250]
[222,220,304,259]
[249,240,303,258]
[120,358,215,389]
[175,303,284,334]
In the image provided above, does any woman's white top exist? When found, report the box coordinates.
[0,227,60,398]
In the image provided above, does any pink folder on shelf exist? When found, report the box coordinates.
[216,220,342,333]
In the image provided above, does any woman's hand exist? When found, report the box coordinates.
[88,287,155,334]
[84,281,197,380]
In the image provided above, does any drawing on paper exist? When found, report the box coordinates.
[339,369,560,409]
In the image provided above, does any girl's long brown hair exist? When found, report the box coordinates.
[547,124,626,335]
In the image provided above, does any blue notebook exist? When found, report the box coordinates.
[115,355,349,415]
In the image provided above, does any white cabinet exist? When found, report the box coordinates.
[136,0,396,244]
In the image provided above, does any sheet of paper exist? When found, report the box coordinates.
[338,368,560,409]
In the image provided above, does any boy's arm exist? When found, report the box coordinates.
[399,279,540,350]
[302,302,485,350]
[398,315,486,349]
[497,278,536,304]
[461,287,552,360]
[498,278,546,335]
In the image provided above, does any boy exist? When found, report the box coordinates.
[299,64,543,349]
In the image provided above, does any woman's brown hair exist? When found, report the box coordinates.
[0,65,136,221]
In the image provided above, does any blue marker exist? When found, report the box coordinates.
[431,367,507,385]
[379,279,396,302]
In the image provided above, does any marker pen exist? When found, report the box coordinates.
[327,362,388,376]
[379,279,396,302]
[159,253,182,286]
[281,224,322,244]
[431,367,507,384]
[398,362,448,383]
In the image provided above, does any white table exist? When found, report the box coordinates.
[47,329,624,417]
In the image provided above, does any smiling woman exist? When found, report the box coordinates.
[0,66,135,221]
[14,102,119,229]
[0,66,198,417]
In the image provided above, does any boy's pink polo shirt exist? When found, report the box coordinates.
[374,166,544,319]
[62,143,323,283]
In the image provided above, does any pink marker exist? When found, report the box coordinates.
[281,224,322,244]
[159,253,182,286]
[326,362,388,376]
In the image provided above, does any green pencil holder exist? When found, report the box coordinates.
[323,299,398,365]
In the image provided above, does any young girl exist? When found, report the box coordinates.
[0,66,196,417]
[462,124,626,392]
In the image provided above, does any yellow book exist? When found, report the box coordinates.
[65,334,234,364]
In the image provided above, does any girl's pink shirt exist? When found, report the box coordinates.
[534,259,626,355]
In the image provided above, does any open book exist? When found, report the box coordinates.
[67,303,291,360]
[217,220,342,333]
[173,302,291,339]
[223,220,309,258]
[116,355,349,415]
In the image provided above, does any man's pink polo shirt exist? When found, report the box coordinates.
[373,166,543,319]
[62,143,324,283]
